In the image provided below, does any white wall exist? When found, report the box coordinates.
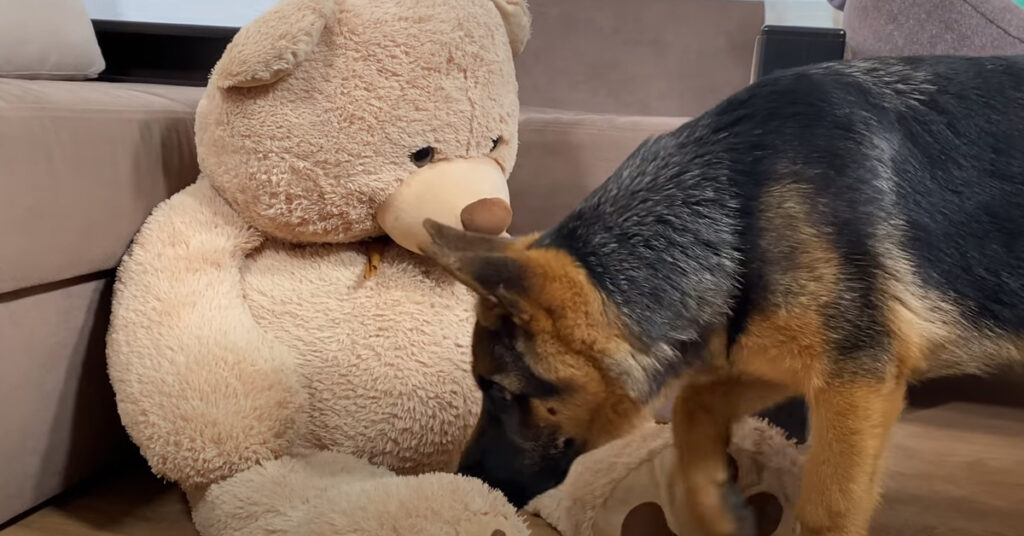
[82,0,277,26]
[763,0,842,28]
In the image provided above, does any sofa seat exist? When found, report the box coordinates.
[0,79,203,295]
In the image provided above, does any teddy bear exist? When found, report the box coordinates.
[106,0,537,534]
[106,0,804,533]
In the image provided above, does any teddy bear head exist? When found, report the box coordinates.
[194,0,530,251]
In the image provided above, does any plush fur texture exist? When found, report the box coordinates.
[106,0,537,534]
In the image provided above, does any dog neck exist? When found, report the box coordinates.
[535,125,744,387]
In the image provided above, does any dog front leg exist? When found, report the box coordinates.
[797,378,907,536]
[671,373,793,536]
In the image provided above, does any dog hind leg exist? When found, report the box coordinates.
[796,377,906,536]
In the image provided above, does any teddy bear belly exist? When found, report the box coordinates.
[240,240,481,475]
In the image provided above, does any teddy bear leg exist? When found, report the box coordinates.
[189,450,394,536]
[189,450,532,536]
[671,374,793,536]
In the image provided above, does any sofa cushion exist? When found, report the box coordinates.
[0,274,135,525]
[516,0,764,118]
[0,79,204,294]
[511,108,686,234]
[844,0,1024,57]
[0,0,105,80]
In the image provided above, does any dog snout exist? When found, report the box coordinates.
[455,451,484,480]
[457,426,537,508]
[461,197,512,235]
[457,426,576,508]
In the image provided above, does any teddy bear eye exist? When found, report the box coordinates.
[490,137,502,152]
[410,146,435,167]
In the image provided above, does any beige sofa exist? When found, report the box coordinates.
[0,80,203,525]
[0,0,764,525]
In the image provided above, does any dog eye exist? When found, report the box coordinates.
[490,137,502,152]
[480,377,513,402]
[410,146,435,167]
[490,382,513,402]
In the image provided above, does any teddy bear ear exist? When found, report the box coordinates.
[491,0,532,58]
[211,0,336,89]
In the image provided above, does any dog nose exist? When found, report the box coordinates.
[456,457,483,479]
[461,197,512,235]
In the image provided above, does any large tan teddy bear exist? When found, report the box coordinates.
[107,0,535,534]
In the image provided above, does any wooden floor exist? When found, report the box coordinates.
[872,403,1024,536]
[0,465,197,536]
[3,402,1022,535]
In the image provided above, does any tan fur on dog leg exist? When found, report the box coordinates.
[797,380,906,536]
[671,373,794,536]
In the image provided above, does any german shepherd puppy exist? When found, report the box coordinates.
[422,55,1024,535]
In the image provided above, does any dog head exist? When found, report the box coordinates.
[422,219,655,507]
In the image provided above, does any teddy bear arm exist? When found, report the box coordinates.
[108,179,306,487]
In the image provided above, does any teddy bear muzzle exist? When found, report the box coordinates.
[377,157,512,254]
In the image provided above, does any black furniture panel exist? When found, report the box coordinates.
[754,25,847,80]
[92,19,239,86]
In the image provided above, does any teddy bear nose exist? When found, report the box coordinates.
[461,198,512,235]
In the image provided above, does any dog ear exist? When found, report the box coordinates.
[422,219,531,320]
[422,218,514,255]
[211,0,335,89]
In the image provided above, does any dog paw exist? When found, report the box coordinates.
[684,477,744,536]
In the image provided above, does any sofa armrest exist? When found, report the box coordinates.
[752,25,847,81]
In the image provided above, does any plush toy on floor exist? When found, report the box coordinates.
[526,416,802,536]
[106,0,534,534]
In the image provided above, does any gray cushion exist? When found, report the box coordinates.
[844,0,1024,57]
[511,108,685,234]
[0,0,105,80]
